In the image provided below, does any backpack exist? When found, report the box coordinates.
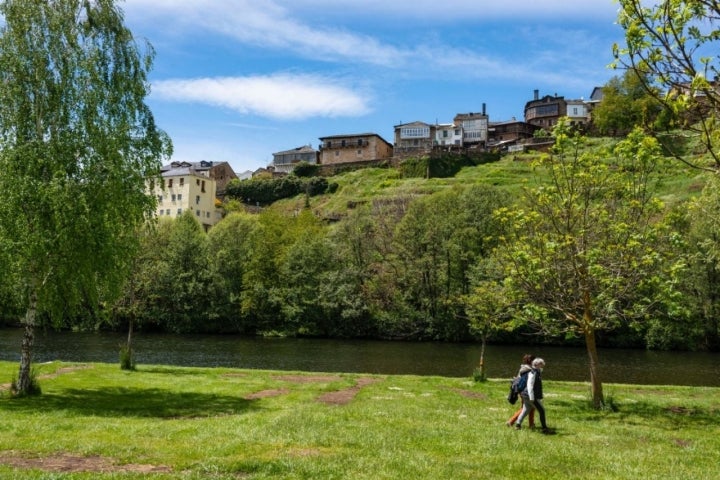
[507,371,529,404]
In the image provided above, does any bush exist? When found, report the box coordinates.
[119,344,136,370]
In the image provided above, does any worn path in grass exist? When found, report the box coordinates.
[0,369,394,475]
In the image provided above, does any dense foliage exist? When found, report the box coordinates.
[70,145,713,356]
[225,175,337,206]
[400,151,501,178]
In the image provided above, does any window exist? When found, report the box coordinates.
[196,179,200,186]
[326,141,332,148]
[201,180,206,193]
[454,129,461,135]
[206,212,211,218]
[400,127,429,139]
[179,178,184,186]
[157,195,163,202]
[357,139,363,146]
[443,130,448,138]
[177,208,182,214]
[165,209,171,215]
[335,151,339,156]
[177,194,182,201]
[196,195,200,205]
[196,210,200,216]
[171,194,176,202]
[167,178,173,188]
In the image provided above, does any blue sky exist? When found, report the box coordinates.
[122,0,625,174]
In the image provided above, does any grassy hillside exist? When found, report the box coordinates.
[271,136,708,220]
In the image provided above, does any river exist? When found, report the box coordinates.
[1,329,718,386]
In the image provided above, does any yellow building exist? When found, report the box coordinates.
[152,161,224,231]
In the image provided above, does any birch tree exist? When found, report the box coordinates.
[0,0,171,395]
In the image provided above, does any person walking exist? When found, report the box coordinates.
[515,357,552,434]
[506,354,535,428]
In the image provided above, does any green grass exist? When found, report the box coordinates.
[1,361,718,479]
[271,139,706,219]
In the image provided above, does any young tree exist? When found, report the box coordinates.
[0,0,171,395]
[592,70,663,136]
[494,121,684,409]
[614,1,720,170]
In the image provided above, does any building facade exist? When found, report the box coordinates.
[153,161,223,231]
[524,90,567,129]
[434,123,463,147]
[487,119,539,145]
[453,111,489,147]
[393,121,436,156]
[184,160,238,200]
[565,99,590,128]
[271,145,319,174]
[318,133,393,165]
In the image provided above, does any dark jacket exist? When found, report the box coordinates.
[525,368,543,401]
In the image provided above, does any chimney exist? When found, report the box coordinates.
[482,103,486,116]
[534,89,539,100]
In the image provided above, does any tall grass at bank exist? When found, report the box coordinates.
[0,361,718,479]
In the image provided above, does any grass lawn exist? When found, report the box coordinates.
[0,360,718,479]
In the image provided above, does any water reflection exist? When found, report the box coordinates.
[0,329,717,386]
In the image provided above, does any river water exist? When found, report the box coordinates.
[1,329,718,386]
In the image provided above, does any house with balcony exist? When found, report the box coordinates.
[393,121,436,157]
[454,111,488,147]
[318,133,393,165]
[153,161,225,231]
[487,119,539,147]
[524,90,567,130]
[271,145,319,174]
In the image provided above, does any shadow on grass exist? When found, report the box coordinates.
[551,397,718,428]
[0,386,259,419]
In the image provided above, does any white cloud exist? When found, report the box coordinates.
[123,0,402,66]
[152,74,371,120]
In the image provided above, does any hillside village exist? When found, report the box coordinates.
[154,87,603,230]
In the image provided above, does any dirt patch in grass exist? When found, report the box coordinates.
[40,364,94,379]
[0,364,94,392]
[451,389,488,400]
[317,377,381,405]
[273,374,343,383]
[243,388,290,400]
[0,452,171,474]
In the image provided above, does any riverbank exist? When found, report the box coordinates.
[1,361,718,479]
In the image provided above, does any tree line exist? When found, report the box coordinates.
[2,0,720,409]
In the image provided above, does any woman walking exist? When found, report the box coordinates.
[515,357,552,434]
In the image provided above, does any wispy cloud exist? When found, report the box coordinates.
[152,74,371,120]
[288,0,618,21]
[125,0,617,82]
[124,0,402,66]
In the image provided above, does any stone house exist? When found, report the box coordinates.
[318,133,393,165]
[393,121,436,156]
